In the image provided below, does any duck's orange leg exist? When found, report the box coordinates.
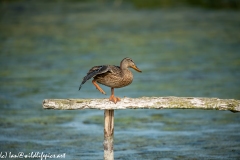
[92,80,106,94]
[109,88,121,104]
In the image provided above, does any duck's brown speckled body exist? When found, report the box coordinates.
[79,57,142,103]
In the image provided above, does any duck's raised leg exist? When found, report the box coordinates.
[109,88,121,104]
[92,80,106,94]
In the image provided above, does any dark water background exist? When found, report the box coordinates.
[0,1,240,159]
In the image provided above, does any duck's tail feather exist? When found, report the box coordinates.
[79,65,109,91]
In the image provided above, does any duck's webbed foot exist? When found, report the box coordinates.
[109,88,120,104]
[109,95,121,104]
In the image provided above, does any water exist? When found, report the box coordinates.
[0,1,240,159]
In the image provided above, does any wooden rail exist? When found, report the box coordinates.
[42,97,240,160]
[43,97,240,112]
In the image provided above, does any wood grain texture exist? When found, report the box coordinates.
[104,110,114,160]
[43,97,240,112]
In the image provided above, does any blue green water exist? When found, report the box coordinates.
[0,1,240,159]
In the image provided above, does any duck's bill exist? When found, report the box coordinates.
[131,65,142,72]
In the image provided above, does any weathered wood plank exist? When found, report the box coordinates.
[42,97,240,112]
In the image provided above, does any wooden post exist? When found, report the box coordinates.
[104,110,114,160]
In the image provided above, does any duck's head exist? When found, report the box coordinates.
[121,57,142,72]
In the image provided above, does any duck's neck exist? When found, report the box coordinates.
[120,63,131,77]
[120,61,126,70]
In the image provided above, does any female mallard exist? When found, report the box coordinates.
[79,57,142,103]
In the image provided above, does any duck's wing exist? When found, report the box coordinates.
[79,65,111,90]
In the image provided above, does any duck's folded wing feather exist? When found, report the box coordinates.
[79,65,110,90]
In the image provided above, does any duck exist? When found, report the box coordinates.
[79,57,142,103]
